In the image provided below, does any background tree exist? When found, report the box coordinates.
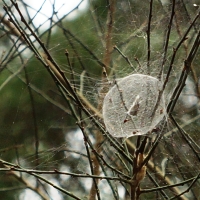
[0,0,200,199]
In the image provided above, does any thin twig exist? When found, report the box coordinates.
[146,0,153,74]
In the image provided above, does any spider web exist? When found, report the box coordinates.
[0,0,200,200]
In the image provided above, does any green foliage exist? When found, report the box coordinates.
[0,0,200,199]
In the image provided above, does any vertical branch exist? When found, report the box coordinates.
[78,113,101,200]
[44,0,55,48]
[146,0,153,74]
[24,66,40,170]
[130,152,147,200]
[158,0,176,80]
[65,50,76,92]
[103,0,115,70]
[130,137,147,200]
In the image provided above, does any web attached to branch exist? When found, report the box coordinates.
[1,0,200,199]
[103,74,166,137]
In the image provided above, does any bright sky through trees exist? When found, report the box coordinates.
[23,0,88,27]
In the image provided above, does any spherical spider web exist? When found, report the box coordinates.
[102,74,166,138]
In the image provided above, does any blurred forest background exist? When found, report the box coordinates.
[0,0,200,199]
